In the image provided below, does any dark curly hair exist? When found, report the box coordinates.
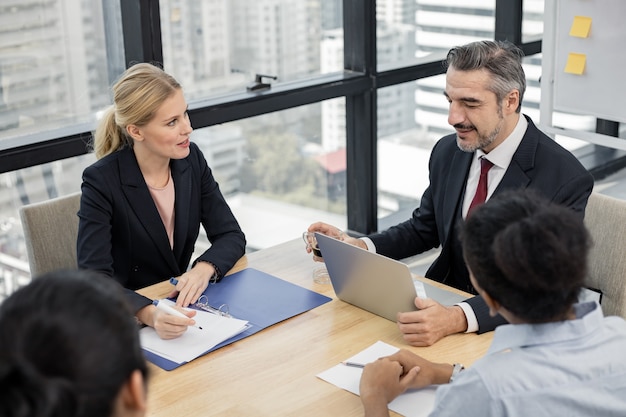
[461,189,590,322]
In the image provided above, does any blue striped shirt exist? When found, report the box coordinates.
[430,302,626,417]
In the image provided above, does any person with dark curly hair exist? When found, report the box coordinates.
[359,190,626,417]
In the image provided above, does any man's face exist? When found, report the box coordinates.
[444,67,506,153]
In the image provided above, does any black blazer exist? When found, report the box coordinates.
[369,116,594,332]
[77,142,246,312]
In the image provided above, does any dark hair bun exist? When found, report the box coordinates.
[0,360,77,417]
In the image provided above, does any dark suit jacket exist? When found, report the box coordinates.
[368,116,594,333]
[77,142,246,312]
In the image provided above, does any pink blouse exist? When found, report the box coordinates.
[147,171,175,249]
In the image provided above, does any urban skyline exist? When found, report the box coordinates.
[0,0,548,296]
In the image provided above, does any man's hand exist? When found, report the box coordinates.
[306,222,367,258]
[396,297,468,346]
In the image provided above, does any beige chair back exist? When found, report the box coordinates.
[19,192,81,278]
[584,192,626,319]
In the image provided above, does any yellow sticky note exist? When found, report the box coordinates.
[564,53,586,75]
[569,16,592,38]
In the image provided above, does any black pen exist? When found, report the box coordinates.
[341,361,365,368]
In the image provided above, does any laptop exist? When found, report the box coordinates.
[315,232,466,321]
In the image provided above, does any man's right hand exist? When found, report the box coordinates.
[306,222,367,255]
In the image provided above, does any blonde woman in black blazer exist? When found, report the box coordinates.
[78,63,245,339]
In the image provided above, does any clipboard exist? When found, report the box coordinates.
[143,268,332,370]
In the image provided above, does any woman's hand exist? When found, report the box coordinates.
[136,304,197,340]
[169,262,215,307]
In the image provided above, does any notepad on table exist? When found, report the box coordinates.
[317,341,438,417]
[139,299,249,365]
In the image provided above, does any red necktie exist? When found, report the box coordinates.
[468,157,494,216]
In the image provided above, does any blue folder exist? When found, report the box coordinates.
[143,267,332,371]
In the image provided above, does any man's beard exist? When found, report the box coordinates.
[456,121,502,153]
[455,106,504,153]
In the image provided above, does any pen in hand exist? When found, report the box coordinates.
[341,361,366,369]
[343,360,405,375]
[153,299,203,330]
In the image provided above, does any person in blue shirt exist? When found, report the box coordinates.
[359,189,626,417]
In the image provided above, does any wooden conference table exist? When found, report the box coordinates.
[138,239,493,417]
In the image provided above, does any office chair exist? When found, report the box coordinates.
[18,192,81,278]
[583,192,626,319]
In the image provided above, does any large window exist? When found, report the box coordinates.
[0,1,123,144]
[377,0,496,71]
[160,0,343,99]
[2,0,625,297]
[522,0,544,42]
[191,102,347,252]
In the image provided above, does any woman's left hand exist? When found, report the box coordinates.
[170,262,215,307]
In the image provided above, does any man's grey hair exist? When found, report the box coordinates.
[445,40,526,113]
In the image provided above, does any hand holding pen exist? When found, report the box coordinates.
[153,300,203,329]
[151,299,200,339]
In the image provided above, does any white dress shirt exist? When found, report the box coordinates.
[461,115,527,219]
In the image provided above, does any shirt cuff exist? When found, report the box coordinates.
[456,302,478,333]
[360,237,376,252]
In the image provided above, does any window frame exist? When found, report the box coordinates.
[1,0,620,235]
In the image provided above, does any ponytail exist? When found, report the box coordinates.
[93,106,131,159]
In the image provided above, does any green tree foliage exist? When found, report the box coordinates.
[240,129,346,213]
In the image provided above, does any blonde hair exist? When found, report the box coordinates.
[93,63,182,159]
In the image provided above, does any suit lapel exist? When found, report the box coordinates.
[171,157,192,261]
[442,148,472,239]
[118,148,181,273]
[494,115,538,194]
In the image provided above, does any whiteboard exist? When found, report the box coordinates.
[552,0,626,123]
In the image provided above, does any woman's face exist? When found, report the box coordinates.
[128,88,193,161]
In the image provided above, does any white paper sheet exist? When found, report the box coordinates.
[317,341,437,417]
[139,299,249,364]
